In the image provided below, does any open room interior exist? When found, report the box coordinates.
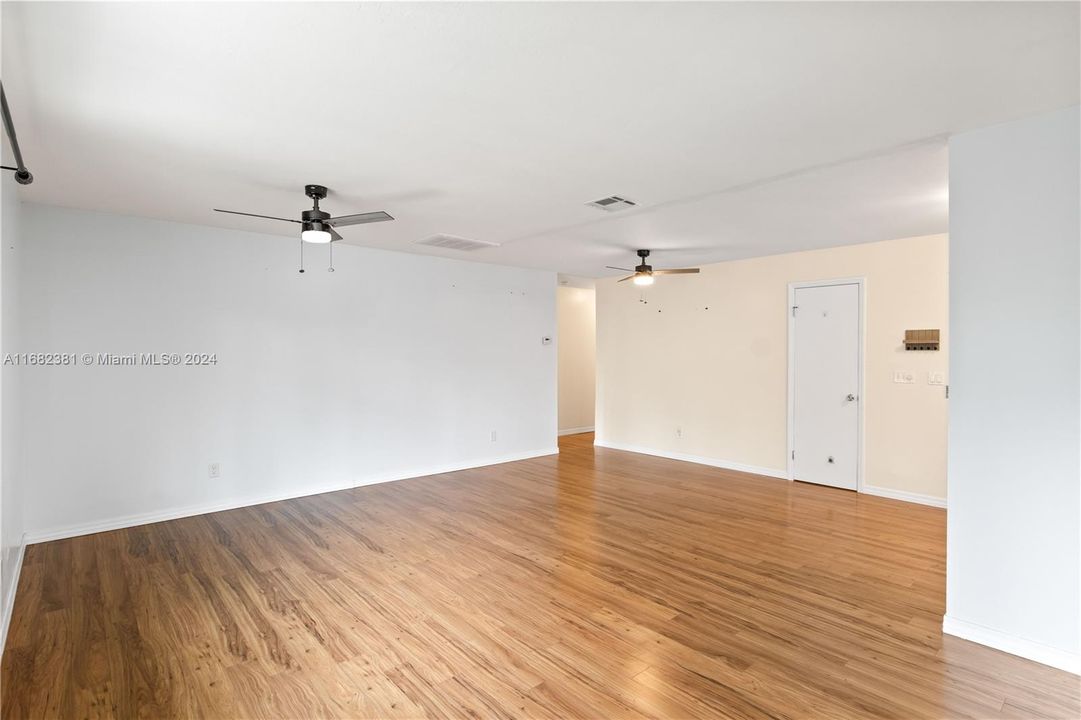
[596,232,949,504]
[0,2,1078,719]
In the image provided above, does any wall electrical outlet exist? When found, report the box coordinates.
[208,463,221,479]
[490,430,497,442]
[676,426,683,439]
[928,371,946,385]
[893,371,915,384]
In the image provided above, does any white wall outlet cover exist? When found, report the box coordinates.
[929,371,946,385]
[208,463,221,478]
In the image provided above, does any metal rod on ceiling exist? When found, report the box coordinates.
[0,81,33,185]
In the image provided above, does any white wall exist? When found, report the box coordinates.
[557,286,595,434]
[18,204,557,541]
[596,234,949,502]
[1,175,26,650]
[945,105,1080,674]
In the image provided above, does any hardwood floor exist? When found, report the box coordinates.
[2,432,1077,719]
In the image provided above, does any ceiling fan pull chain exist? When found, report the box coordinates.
[299,238,305,274]
[328,241,335,273]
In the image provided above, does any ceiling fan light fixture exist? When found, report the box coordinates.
[301,221,332,244]
[612,250,699,285]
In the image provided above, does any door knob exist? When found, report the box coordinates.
[846,394,856,402]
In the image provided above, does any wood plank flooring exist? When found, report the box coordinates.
[2,433,1077,719]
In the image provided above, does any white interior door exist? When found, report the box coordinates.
[791,282,860,490]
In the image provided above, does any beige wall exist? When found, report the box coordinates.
[596,234,948,500]
[557,286,596,433]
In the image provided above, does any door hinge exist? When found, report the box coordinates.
[945,384,950,399]
[791,305,799,317]
[791,450,795,460]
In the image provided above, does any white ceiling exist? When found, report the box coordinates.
[3,2,1077,277]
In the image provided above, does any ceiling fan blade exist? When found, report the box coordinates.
[617,275,636,283]
[327,226,343,242]
[654,268,700,274]
[326,210,394,227]
[213,209,301,224]
[606,266,632,272]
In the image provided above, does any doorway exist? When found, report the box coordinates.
[556,283,596,436]
[787,279,863,490]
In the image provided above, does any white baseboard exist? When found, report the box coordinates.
[24,479,356,545]
[0,535,27,655]
[351,447,559,489]
[943,615,1080,675]
[861,484,947,508]
[23,447,559,545]
[594,439,787,480]
[558,426,595,436]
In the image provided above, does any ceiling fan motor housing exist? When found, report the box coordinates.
[301,208,330,233]
[632,248,651,274]
[303,184,331,232]
[636,250,652,273]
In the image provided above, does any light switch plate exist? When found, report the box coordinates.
[893,371,915,384]
[928,371,946,385]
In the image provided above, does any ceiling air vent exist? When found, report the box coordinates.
[587,195,637,211]
[415,234,500,252]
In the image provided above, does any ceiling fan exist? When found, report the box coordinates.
[214,184,394,244]
[607,249,700,286]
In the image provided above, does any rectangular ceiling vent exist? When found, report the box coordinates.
[415,234,500,252]
[587,195,637,211]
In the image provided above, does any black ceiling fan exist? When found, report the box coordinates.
[214,184,394,244]
[607,249,700,286]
